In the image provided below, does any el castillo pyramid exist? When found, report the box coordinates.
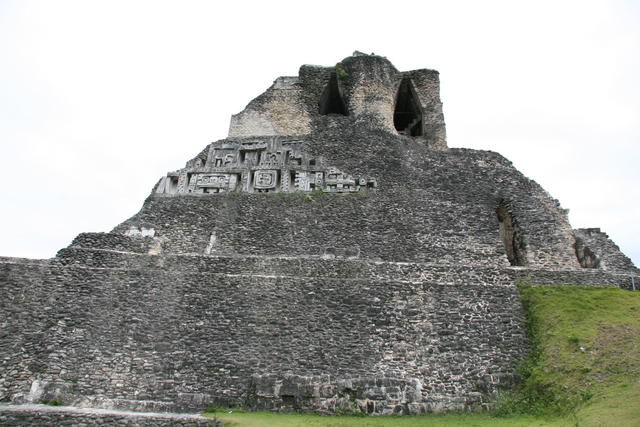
[1,52,638,416]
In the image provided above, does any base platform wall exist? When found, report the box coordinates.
[0,253,533,414]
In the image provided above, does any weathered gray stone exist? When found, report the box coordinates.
[0,403,219,426]
[0,52,637,416]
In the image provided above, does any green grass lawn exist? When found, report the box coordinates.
[205,285,640,426]
[208,411,573,426]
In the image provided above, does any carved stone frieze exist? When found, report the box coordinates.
[156,138,377,195]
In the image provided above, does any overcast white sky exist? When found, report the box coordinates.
[1,0,638,266]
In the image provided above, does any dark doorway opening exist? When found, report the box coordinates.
[574,237,600,268]
[319,72,348,116]
[496,202,527,266]
[394,78,423,136]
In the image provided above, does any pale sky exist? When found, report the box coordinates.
[1,0,638,266]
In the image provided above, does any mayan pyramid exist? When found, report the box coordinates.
[1,52,637,415]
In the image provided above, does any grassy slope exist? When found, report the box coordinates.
[206,285,640,426]
[517,285,640,426]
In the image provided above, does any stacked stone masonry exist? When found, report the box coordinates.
[0,404,219,426]
[0,255,528,413]
[0,52,637,415]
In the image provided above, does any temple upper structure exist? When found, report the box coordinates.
[155,52,444,196]
[229,52,446,145]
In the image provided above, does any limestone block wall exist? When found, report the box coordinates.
[121,143,605,271]
[68,232,155,254]
[2,246,636,414]
[573,228,639,273]
[511,267,638,290]
[51,249,638,289]
[0,405,219,426]
[501,182,581,269]
[114,191,506,265]
[401,69,447,149]
[1,255,527,414]
[228,76,312,137]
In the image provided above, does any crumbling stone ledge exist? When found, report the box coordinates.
[36,248,640,289]
[0,403,220,426]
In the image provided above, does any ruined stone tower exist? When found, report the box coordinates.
[1,52,637,415]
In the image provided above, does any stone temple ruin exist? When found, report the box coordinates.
[1,52,638,416]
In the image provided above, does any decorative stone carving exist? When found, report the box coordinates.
[194,173,239,194]
[155,137,377,195]
[254,170,277,190]
[124,226,155,238]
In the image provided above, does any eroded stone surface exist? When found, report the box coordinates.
[227,53,446,150]
[0,52,637,416]
[0,403,219,426]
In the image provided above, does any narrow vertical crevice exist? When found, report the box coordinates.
[319,72,348,116]
[496,201,526,266]
[574,237,600,268]
[204,232,217,255]
[394,78,423,136]
[167,176,179,194]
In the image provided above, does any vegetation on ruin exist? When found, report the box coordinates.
[334,63,349,80]
[205,285,640,426]
[494,284,640,424]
